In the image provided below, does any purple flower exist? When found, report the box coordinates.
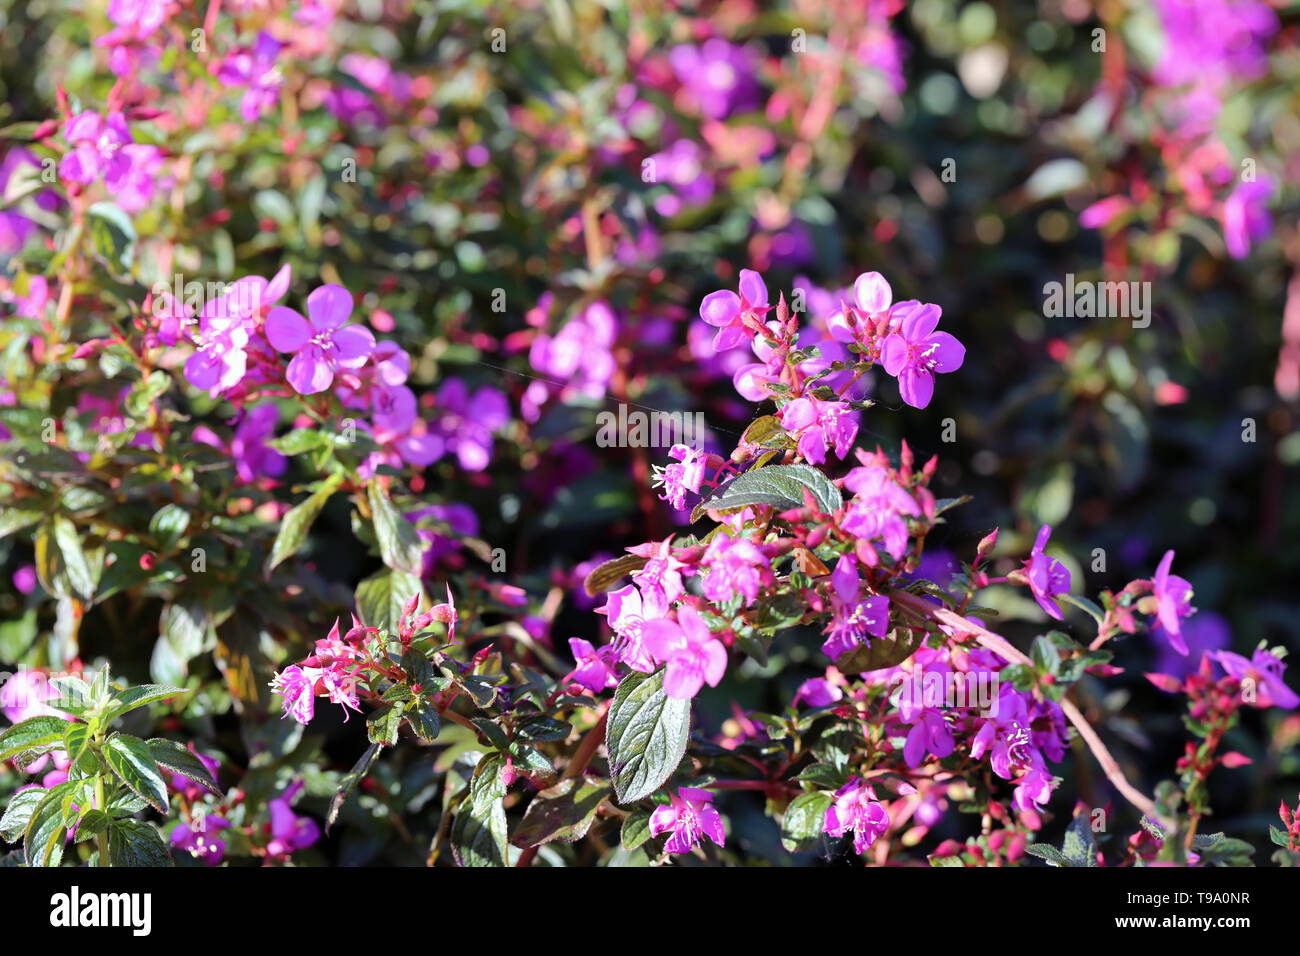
[598,584,665,673]
[647,140,715,217]
[526,299,618,408]
[1153,611,1229,679]
[642,605,728,700]
[824,778,890,854]
[822,555,890,660]
[169,746,221,801]
[568,638,619,692]
[653,444,709,511]
[628,537,687,607]
[265,781,320,860]
[1024,525,1071,621]
[193,405,287,483]
[668,39,761,120]
[1211,647,1299,710]
[699,533,770,606]
[431,378,510,471]
[699,269,769,351]
[172,813,230,866]
[649,787,725,854]
[840,466,920,562]
[270,665,317,725]
[879,301,964,409]
[59,111,132,185]
[793,677,843,708]
[266,284,375,394]
[216,32,285,123]
[1151,550,1195,650]
[778,396,858,465]
[1221,176,1274,260]
[13,564,37,595]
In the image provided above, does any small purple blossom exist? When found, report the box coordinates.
[699,269,769,351]
[652,444,709,511]
[266,284,375,394]
[879,301,964,409]
[839,466,920,562]
[822,554,890,660]
[649,787,725,854]
[1211,647,1299,710]
[1151,550,1195,650]
[779,396,858,465]
[642,605,728,700]
[699,532,770,606]
[824,778,890,854]
[567,638,619,693]
[1024,525,1071,621]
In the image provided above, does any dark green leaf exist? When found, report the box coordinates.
[146,739,222,797]
[606,667,691,804]
[511,777,610,848]
[692,463,841,521]
[103,733,169,812]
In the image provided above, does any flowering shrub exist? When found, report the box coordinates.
[0,0,1296,870]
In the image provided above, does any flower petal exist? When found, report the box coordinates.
[265,306,312,353]
[306,284,354,331]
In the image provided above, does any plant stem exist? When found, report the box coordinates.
[94,773,108,866]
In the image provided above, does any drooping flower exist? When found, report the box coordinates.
[824,778,890,854]
[265,781,320,860]
[1151,550,1194,650]
[270,664,317,725]
[879,301,964,409]
[793,677,843,708]
[266,284,375,394]
[652,444,709,511]
[778,396,858,465]
[642,605,728,699]
[699,269,769,351]
[568,638,619,692]
[1024,525,1070,621]
[821,554,890,660]
[598,584,664,672]
[1211,647,1299,710]
[648,787,725,854]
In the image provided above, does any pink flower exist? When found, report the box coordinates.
[1151,550,1194,649]
[821,555,890,660]
[266,284,375,394]
[1024,525,1071,621]
[824,778,890,854]
[1211,647,1298,710]
[840,466,920,562]
[642,605,728,699]
[598,584,665,672]
[699,269,769,351]
[879,301,964,409]
[793,677,843,708]
[649,787,725,854]
[653,444,709,511]
[270,664,317,725]
[59,111,131,185]
[700,532,770,606]
[779,396,858,465]
[568,638,619,692]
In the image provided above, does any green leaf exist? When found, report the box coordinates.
[620,808,654,850]
[0,508,43,539]
[264,474,343,576]
[355,567,423,633]
[470,751,508,809]
[106,683,187,718]
[328,742,383,832]
[0,787,47,842]
[606,667,691,804]
[0,715,69,762]
[87,202,136,272]
[1270,825,1291,848]
[63,722,93,765]
[835,627,925,675]
[795,763,849,790]
[74,809,111,841]
[691,463,842,522]
[23,784,74,867]
[148,504,191,552]
[450,796,509,867]
[1058,592,1105,625]
[513,713,572,744]
[404,701,441,743]
[582,553,649,596]
[781,791,834,853]
[146,739,222,797]
[510,777,610,848]
[108,820,173,867]
[267,428,327,455]
[367,704,404,746]
[1030,635,1061,677]
[51,515,97,600]
[103,733,169,812]
[1025,843,1069,866]
[367,481,424,575]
